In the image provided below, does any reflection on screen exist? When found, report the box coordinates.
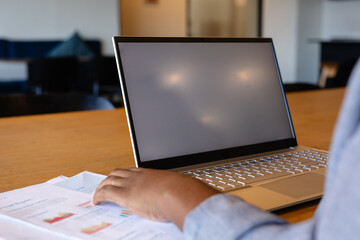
[118,42,294,162]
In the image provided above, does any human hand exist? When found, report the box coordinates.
[92,168,219,229]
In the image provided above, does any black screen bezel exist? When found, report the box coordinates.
[113,37,297,169]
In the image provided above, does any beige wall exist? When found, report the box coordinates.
[120,0,187,37]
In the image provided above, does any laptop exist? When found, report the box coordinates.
[112,37,328,211]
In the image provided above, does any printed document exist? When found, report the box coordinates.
[0,172,183,240]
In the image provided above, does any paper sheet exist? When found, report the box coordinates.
[0,172,183,240]
[54,171,106,194]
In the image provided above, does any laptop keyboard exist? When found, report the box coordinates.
[182,149,329,191]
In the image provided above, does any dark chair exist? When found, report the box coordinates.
[0,93,114,117]
[75,56,122,106]
[92,57,122,107]
[76,58,98,94]
[27,57,78,94]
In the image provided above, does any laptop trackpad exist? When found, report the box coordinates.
[259,173,325,199]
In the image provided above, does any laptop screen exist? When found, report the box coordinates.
[115,38,296,168]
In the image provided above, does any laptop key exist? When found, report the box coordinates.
[216,184,234,190]
[227,182,245,187]
[239,171,292,185]
[232,176,246,182]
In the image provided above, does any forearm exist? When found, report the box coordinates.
[160,175,219,230]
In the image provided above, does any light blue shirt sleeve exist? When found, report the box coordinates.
[184,59,360,240]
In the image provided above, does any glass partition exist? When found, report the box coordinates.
[188,0,261,37]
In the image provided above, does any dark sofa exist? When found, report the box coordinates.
[0,39,101,59]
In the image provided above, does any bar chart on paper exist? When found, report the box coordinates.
[81,222,113,234]
[120,210,134,218]
[43,213,75,224]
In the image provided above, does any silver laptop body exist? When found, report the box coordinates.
[113,37,328,211]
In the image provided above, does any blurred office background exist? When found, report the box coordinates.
[0,0,359,116]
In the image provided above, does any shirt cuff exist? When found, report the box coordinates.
[184,193,288,240]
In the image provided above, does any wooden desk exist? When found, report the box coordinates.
[0,88,345,223]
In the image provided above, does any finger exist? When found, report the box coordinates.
[96,175,126,191]
[109,168,134,177]
[92,185,127,206]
